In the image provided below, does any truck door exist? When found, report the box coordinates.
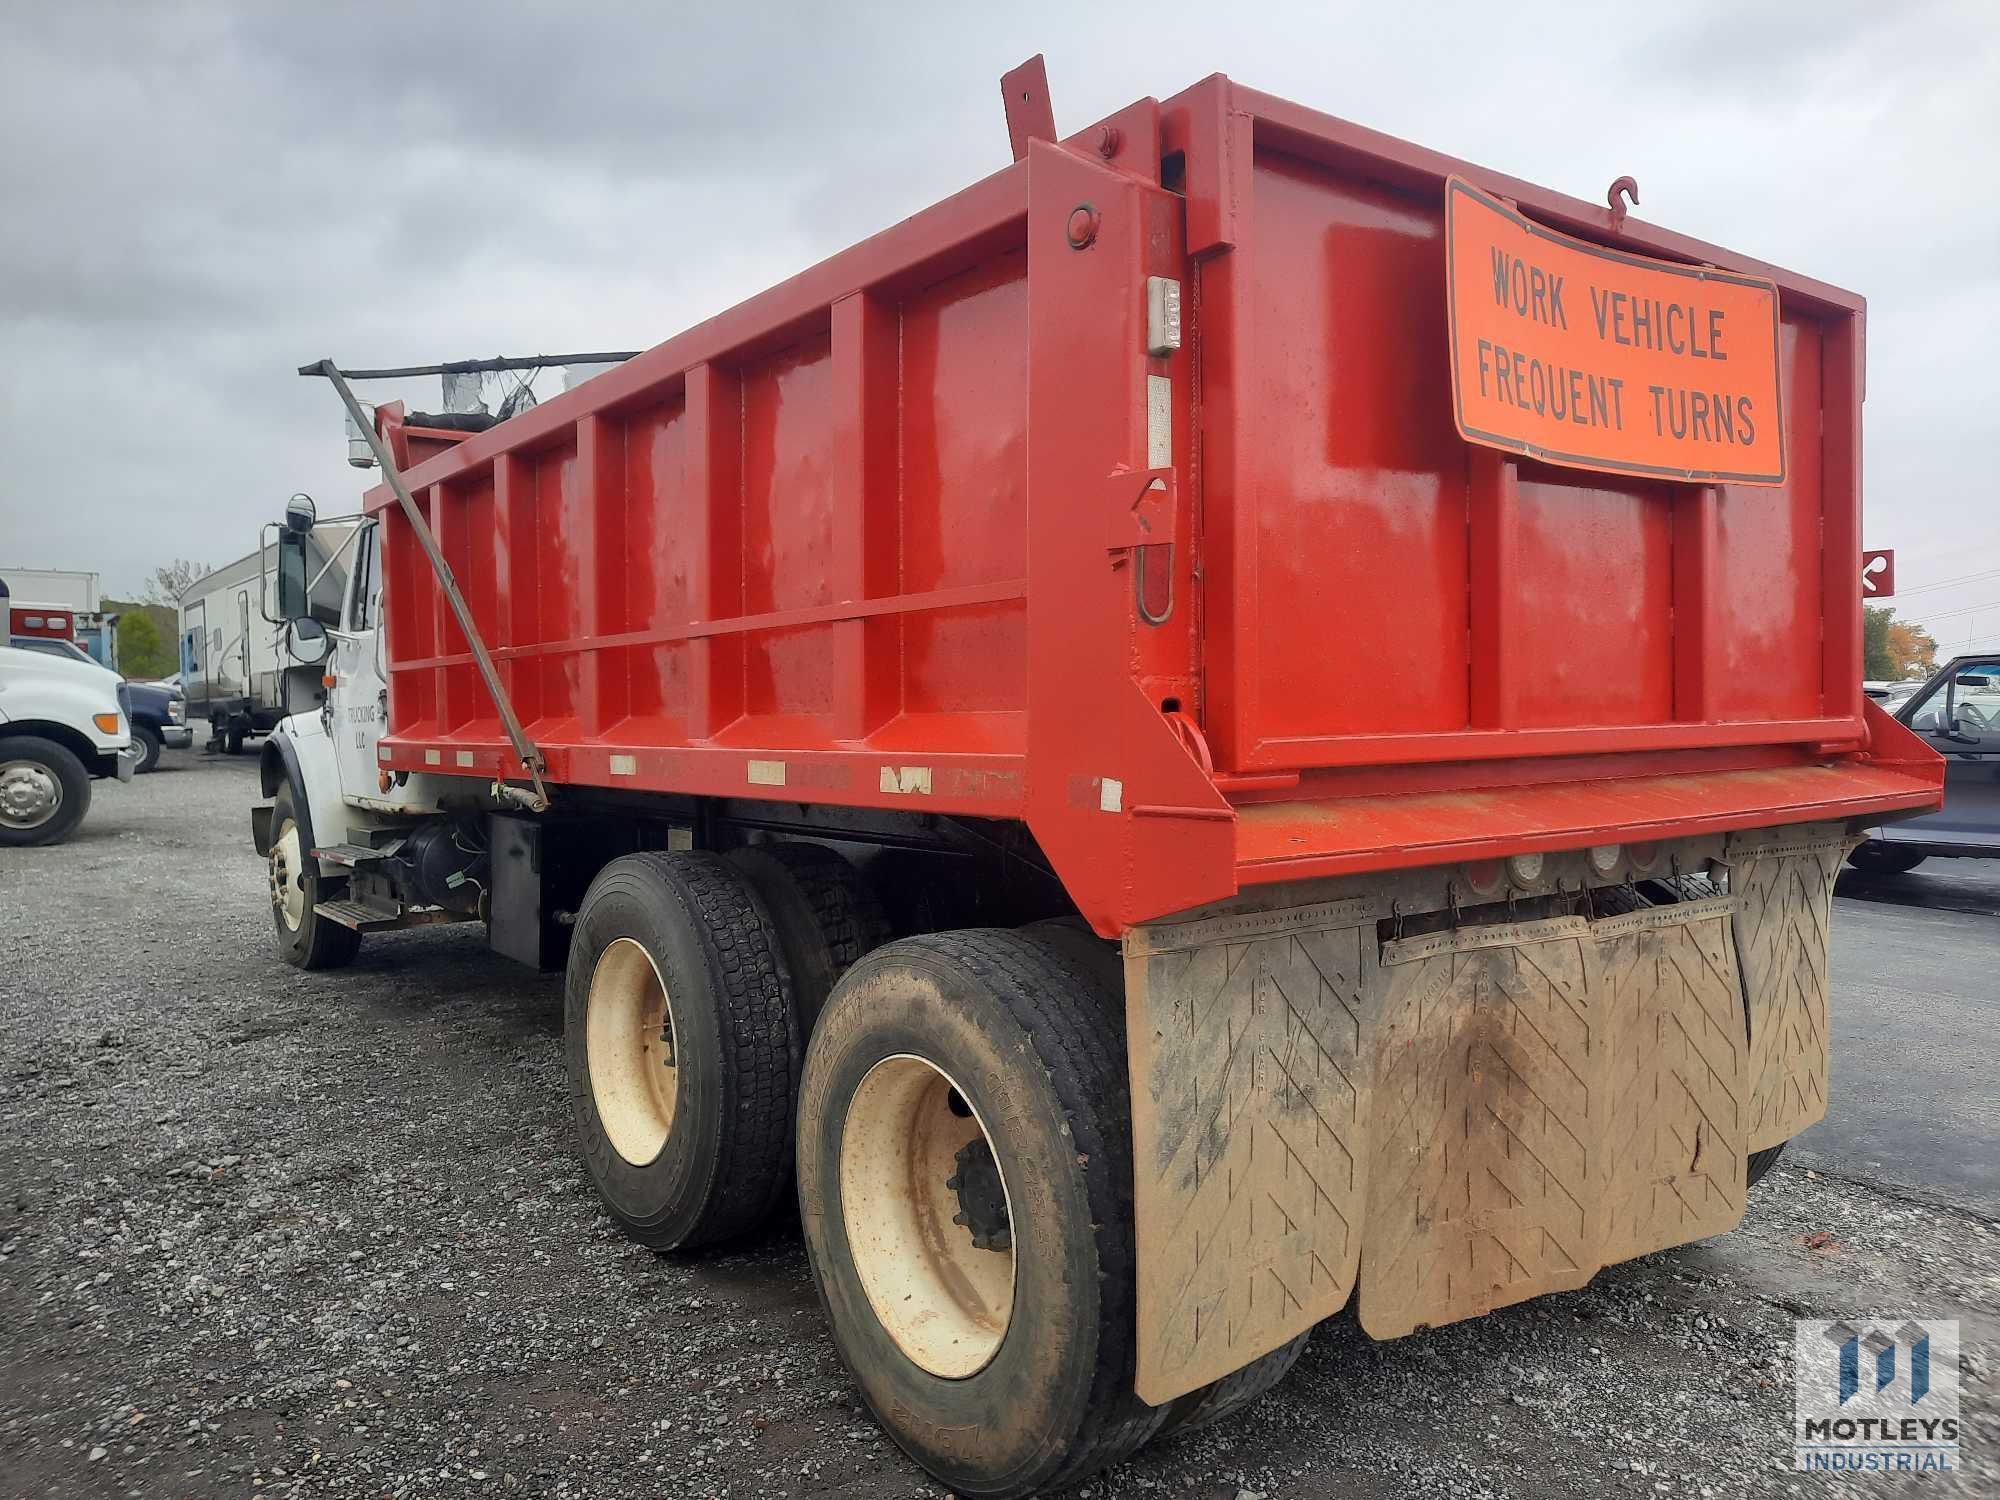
[329,522,386,800]
[183,600,208,711]
[1894,658,2000,852]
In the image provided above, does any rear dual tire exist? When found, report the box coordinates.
[564,852,797,1250]
[566,858,1302,1491]
[1747,1140,1787,1189]
[797,930,1165,1498]
[566,841,888,1250]
[1846,841,1926,874]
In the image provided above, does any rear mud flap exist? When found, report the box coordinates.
[1125,831,1840,1405]
[1727,831,1844,1152]
[1125,900,1378,1405]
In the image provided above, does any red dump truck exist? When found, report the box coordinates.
[254,61,1943,1496]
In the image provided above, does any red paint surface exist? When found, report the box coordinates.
[365,76,1940,932]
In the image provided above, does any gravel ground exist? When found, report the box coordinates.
[2,752,1993,1499]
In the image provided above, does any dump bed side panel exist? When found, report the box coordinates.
[373,176,1034,800]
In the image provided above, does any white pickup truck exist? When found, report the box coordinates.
[0,644,136,846]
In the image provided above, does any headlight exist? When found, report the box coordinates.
[168,699,185,723]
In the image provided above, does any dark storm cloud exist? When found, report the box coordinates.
[2,0,1993,648]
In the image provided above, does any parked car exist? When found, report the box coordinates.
[125,680,192,771]
[9,634,191,771]
[0,644,136,845]
[8,634,106,672]
[1863,679,1922,708]
[1849,654,2000,871]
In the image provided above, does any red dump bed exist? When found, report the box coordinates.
[366,72,1941,932]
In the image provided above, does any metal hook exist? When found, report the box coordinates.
[1446,881,1463,928]
[1390,899,1405,943]
[1607,174,1639,230]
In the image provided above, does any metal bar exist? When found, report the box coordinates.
[307,521,363,598]
[381,579,1030,671]
[304,353,640,381]
[300,358,551,811]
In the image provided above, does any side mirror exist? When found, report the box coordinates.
[284,492,317,533]
[284,616,330,665]
[274,527,311,621]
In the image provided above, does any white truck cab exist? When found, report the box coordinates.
[0,644,137,845]
[255,510,470,967]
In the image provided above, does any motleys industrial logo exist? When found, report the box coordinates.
[1794,1319,1960,1474]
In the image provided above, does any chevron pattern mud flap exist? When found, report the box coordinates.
[1592,898,1751,1265]
[1727,830,1845,1152]
[1361,916,1610,1340]
[1127,886,1768,1402]
[1123,899,1380,1405]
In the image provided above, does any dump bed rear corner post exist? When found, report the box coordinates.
[1158,76,1258,772]
[1020,141,1234,936]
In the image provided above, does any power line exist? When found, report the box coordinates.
[1905,596,2000,624]
[1893,566,2000,598]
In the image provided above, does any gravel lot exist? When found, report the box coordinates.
[2,751,1993,1499]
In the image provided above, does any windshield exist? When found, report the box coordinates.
[10,636,96,666]
[1907,660,2000,741]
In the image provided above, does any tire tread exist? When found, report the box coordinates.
[879,928,1168,1491]
[593,852,796,1248]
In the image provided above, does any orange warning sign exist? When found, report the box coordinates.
[1445,177,1786,486]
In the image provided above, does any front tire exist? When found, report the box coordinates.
[268,783,360,969]
[0,736,91,847]
[564,852,796,1250]
[797,930,1164,1498]
[133,724,163,774]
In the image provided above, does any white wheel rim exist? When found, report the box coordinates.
[269,821,306,930]
[587,937,680,1165]
[0,759,62,830]
[839,1054,1015,1379]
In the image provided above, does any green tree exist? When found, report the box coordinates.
[1862,604,1896,680]
[115,608,175,679]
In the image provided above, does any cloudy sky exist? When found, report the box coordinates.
[3,1,1994,650]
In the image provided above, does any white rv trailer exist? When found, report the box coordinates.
[178,526,356,752]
